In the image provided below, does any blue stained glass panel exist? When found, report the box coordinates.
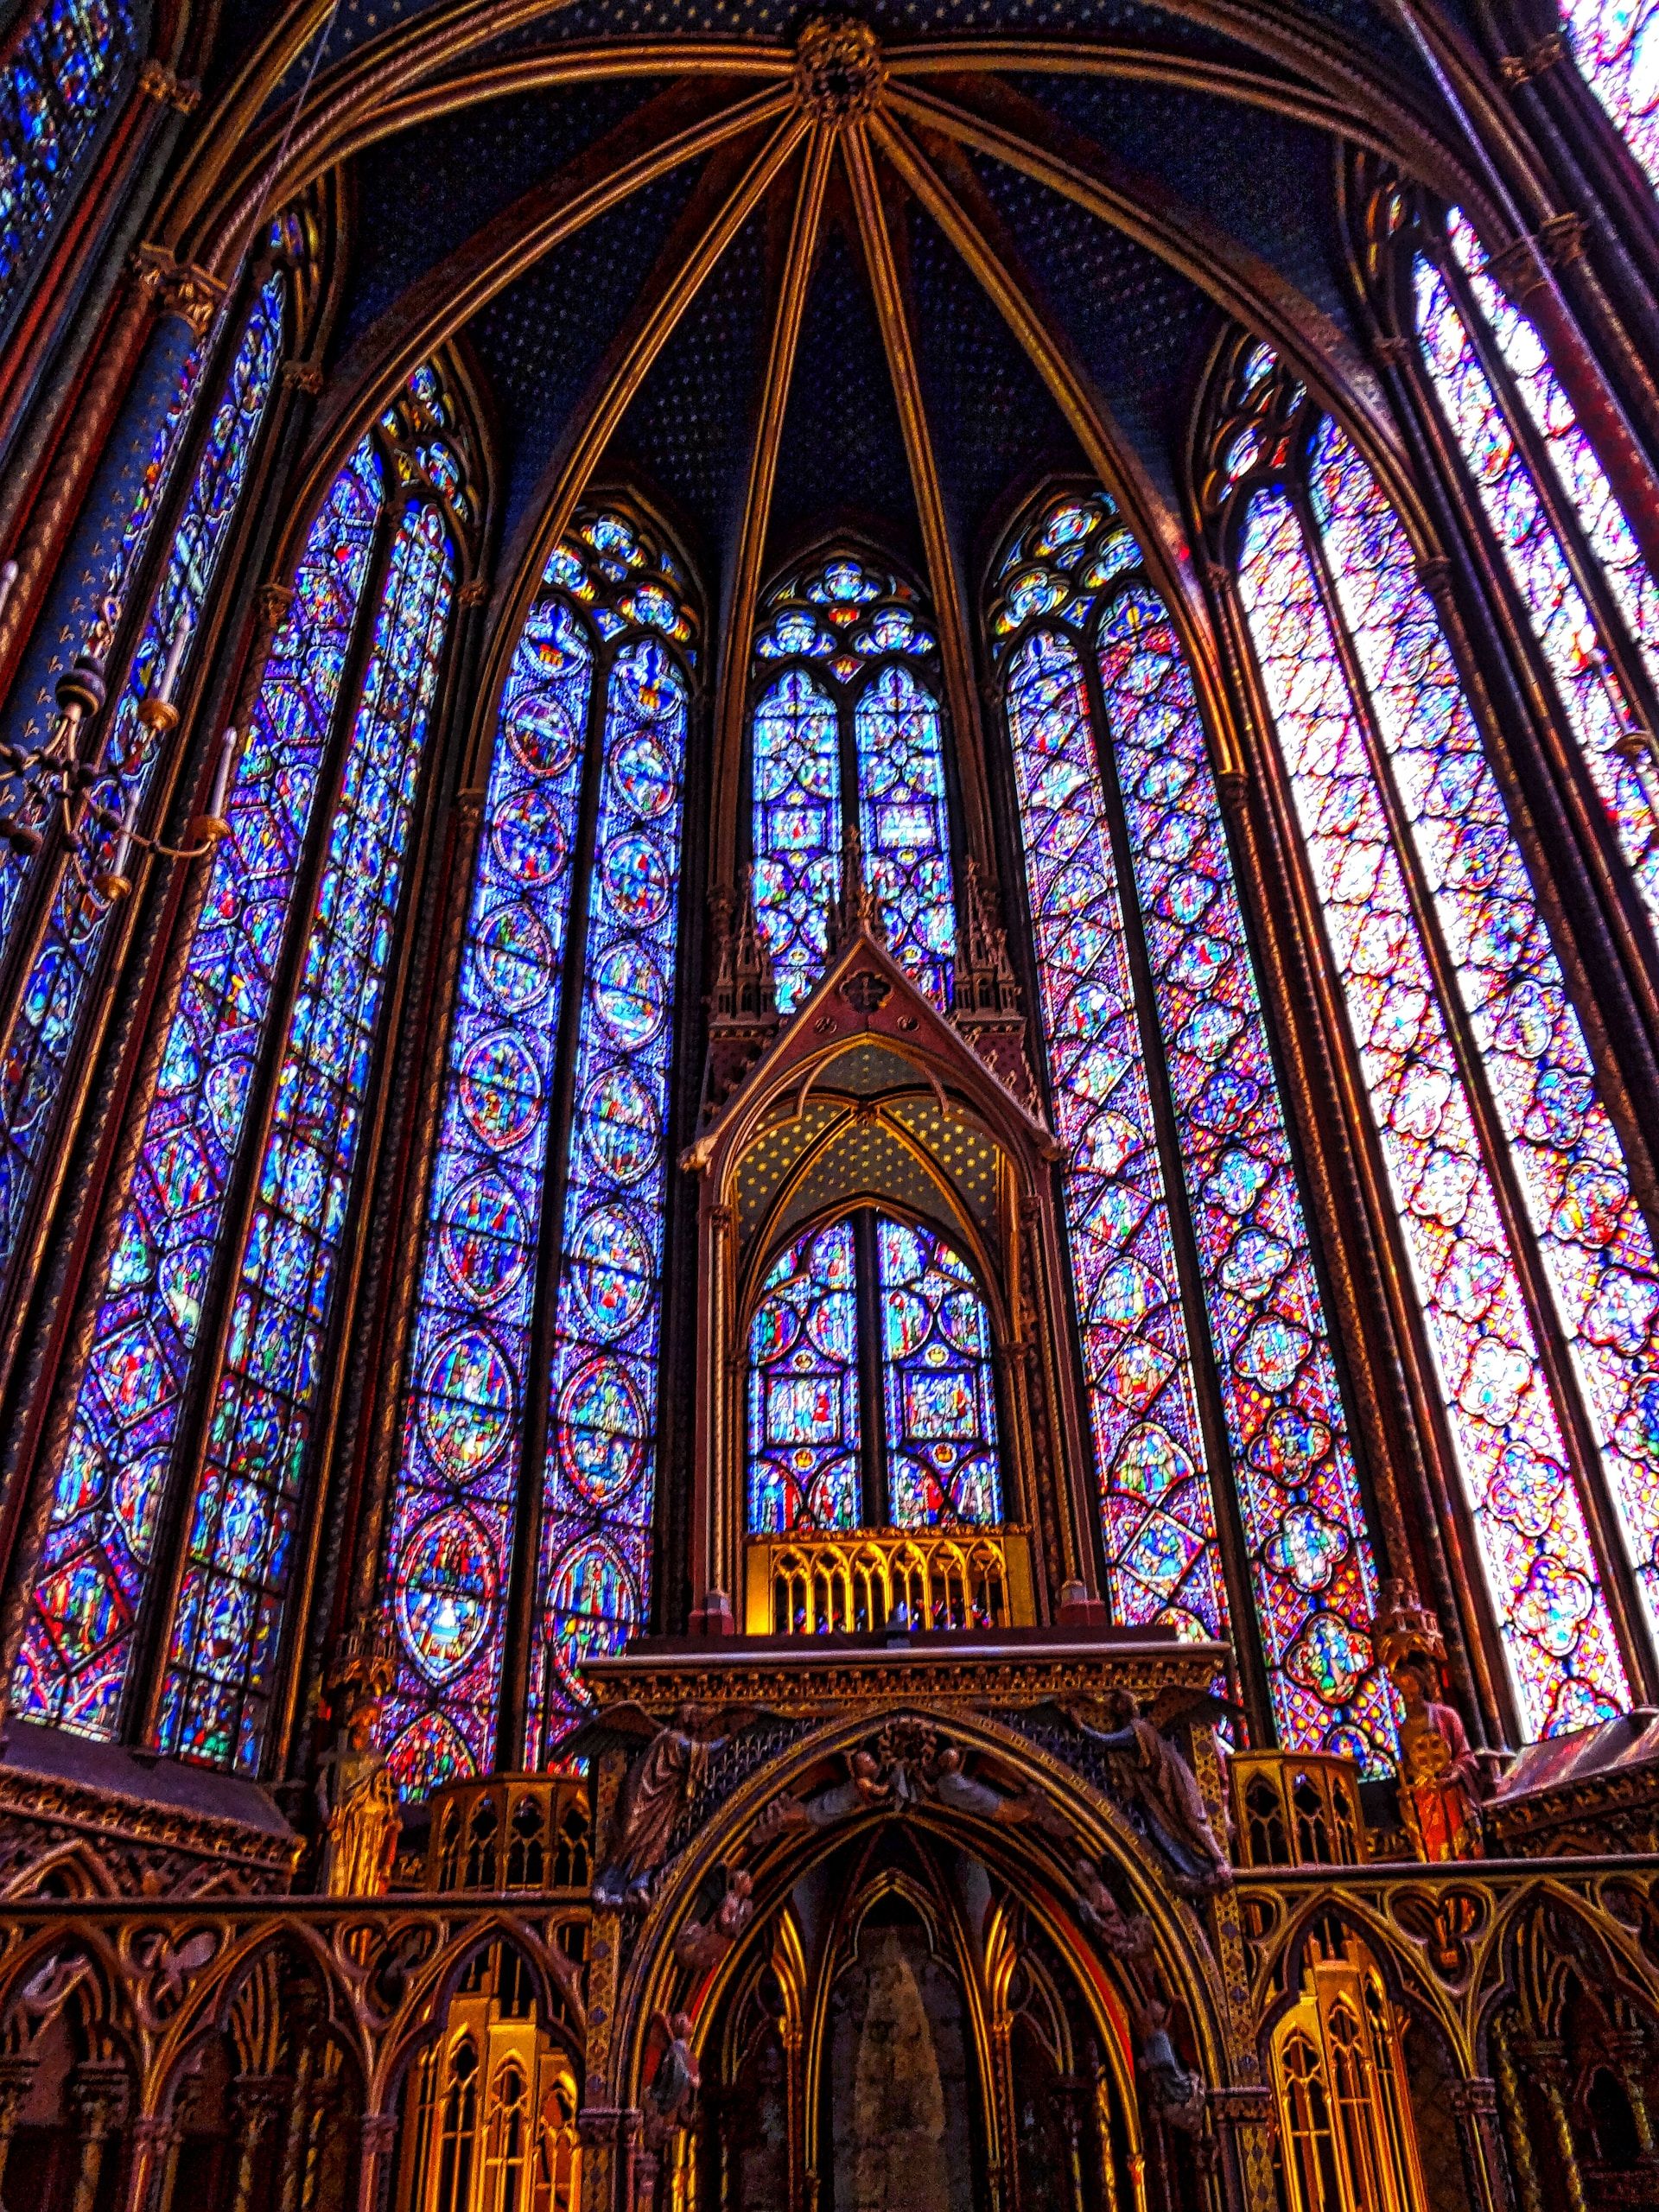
[855,665,954,1004]
[380,582,592,1797]
[530,637,685,1765]
[0,0,134,325]
[877,1220,1000,1527]
[10,442,385,1740]
[158,498,455,1772]
[0,277,285,1286]
[751,668,839,1013]
[747,1220,861,1532]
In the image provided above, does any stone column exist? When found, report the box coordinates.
[1448,2078,1516,2212]
[356,2110,397,2212]
[67,2061,130,2212]
[122,2113,181,2212]
[228,2076,290,2212]
[0,2052,36,2197]
[1521,2040,1586,2212]
[1207,2084,1276,2212]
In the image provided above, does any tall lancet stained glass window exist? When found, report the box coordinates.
[1219,342,1659,1740]
[1406,200,1659,931]
[382,512,697,1795]
[0,270,287,1293]
[12,369,474,1758]
[0,0,137,325]
[1560,0,1659,191]
[747,1211,1002,1540]
[995,491,1391,1769]
[750,555,955,1010]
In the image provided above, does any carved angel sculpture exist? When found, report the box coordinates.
[1072,1859,1155,1958]
[673,1866,755,1974]
[1065,1688,1235,1897]
[556,1701,771,1907]
[645,2010,701,2144]
[1135,1993,1208,2135]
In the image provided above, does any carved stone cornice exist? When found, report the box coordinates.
[0,1756,300,1887]
[582,1630,1223,1717]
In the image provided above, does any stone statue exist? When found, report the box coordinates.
[556,1701,771,1906]
[673,1866,755,1974]
[1371,1580,1485,1862]
[1392,1653,1485,1862]
[1135,1994,1207,2136]
[316,1616,398,1898]
[1066,1690,1233,1897]
[645,2010,701,2142]
[1072,1859,1154,1957]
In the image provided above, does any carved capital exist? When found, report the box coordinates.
[134,245,226,337]
[1485,233,1554,302]
[1498,29,1566,83]
[137,59,200,111]
[279,359,323,395]
[1372,334,1409,367]
[1414,556,1454,602]
[458,577,490,607]
[258,582,296,632]
[1541,211,1586,267]
[69,2062,130,2138]
[1207,2084,1274,2126]
[359,2111,397,2159]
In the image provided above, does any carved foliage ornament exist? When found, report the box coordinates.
[794,17,887,124]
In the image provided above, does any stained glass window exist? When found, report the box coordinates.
[11,439,387,1739]
[0,0,136,326]
[530,634,687,1766]
[879,1220,1001,1527]
[13,367,474,1757]
[0,275,285,1289]
[996,492,1389,1766]
[750,555,954,1009]
[379,585,592,1799]
[1414,213,1659,925]
[743,1209,1001,1536]
[750,669,838,1015]
[378,512,697,1792]
[747,1221,861,1534]
[1562,0,1659,190]
[1221,346,1643,1737]
[157,499,455,1772]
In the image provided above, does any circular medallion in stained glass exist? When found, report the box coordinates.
[492,785,569,885]
[592,944,666,1047]
[194,1575,256,1673]
[385,1710,472,1798]
[569,1205,653,1339]
[807,1286,855,1361]
[940,1290,988,1356]
[395,1505,498,1682]
[226,1387,283,1472]
[544,1535,638,1703]
[581,1065,660,1185]
[883,1289,929,1358]
[750,1294,800,1363]
[600,831,671,928]
[476,901,552,1013]
[418,1327,515,1477]
[507,690,582,779]
[610,726,677,818]
[111,1446,170,1565]
[440,1171,529,1306]
[557,1356,648,1503]
[459,1030,542,1150]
